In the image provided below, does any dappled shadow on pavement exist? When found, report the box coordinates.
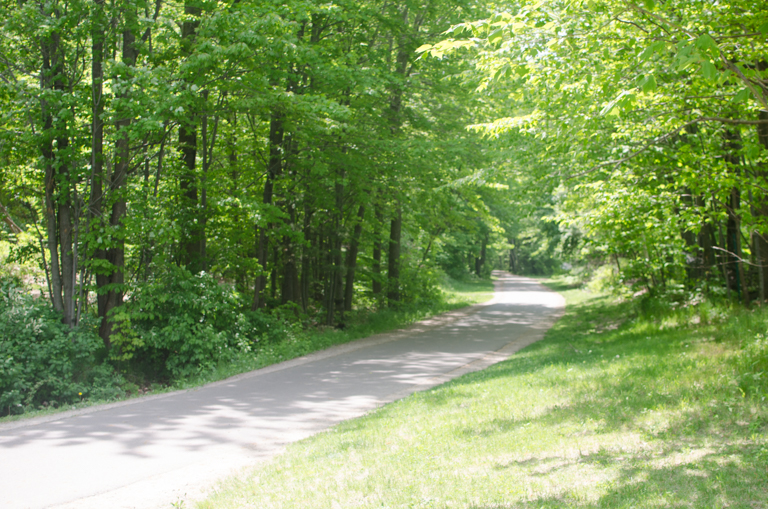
[0,272,563,509]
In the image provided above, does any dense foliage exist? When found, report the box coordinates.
[4,0,767,415]
[421,0,768,298]
[0,278,123,414]
[0,0,525,415]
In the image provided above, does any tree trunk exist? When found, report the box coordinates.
[696,195,715,278]
[755,109,768,301]
[252,110,283,310]
[325,181,345,325]
[43,153,64,315]
[344,204,365,312]
[281,206,300,306]
[99,15,137,345]
[199,92,218,273]
[680,189,699,280]
[509,239,517,273]
[91,0,108,334]
[475,234,487,277]
[178,1,204,273]
[300,204,314,312]
[387,205,402,304]
[372,201,383,296]
[724,129,749,305]
[40,17,71,322]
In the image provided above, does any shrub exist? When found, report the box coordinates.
[114,266,290,379]
[400,264,443,306]
[0,278,117,416]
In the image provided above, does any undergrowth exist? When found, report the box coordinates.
[0,273,493,421]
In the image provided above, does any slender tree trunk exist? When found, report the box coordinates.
[475,234,487,277]
[300,204,314,312]
[99,14,137,345]
[281,206,300,306]
[325,181,344,325]
[696,195,715,278]
[680,189,699,280]
[90,0,107,330]
[372,201,383,296]
[252,110,283,310]
[40,18,69,320]
[718,220,732,298]
[270,246,278,300]
[43,154,64,314]
[387,205,402,304]
[755,109,768,301]
[57,141,75,327]
[509,239,517,273]
[726,196,739,299]
[724,129,749,305]
[178,1,204,273]
[344,204,365,312]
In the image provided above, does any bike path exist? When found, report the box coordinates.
[0,272,564,509]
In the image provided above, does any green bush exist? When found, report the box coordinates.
[400,264,443,306]
[0,278,119,416]
[115,266,289,379]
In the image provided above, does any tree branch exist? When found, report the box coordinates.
[699,116,768,125]
[568,114,768,179]
[567,119,700,179]
[0,201,23,234]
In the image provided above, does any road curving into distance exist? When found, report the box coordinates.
[0,271,564,509]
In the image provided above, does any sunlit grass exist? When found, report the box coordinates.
[197,276,768,509]
[439,276,496,306]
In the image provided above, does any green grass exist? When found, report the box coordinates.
[1,276,495,424]
[197,277,768,509]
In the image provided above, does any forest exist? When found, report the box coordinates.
[1,0,767,415]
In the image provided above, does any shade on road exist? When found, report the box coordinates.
[0,272,564,509]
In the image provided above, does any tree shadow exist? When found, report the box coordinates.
[417,294,768,508]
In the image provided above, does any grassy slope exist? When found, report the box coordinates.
[198,279,768,509]
[1,277,494,424]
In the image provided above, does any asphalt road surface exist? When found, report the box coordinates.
[0,272,564,509]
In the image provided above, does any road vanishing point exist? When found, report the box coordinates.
[0,272,564,509]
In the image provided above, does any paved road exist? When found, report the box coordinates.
[0,272,564,509]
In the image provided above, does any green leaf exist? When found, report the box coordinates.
[488,28,504,44]
[759,22,768,35]
[643,0,655,9]
[641,74,657,93]
[600,90,630,116]
[639,45,654,61]
[695,33,719,53]
[675,44,698,71]
[733,88,752,103]
[701,60,718,80]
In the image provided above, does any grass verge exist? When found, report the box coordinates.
[197,277,768,509]
[1,276,494,425]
